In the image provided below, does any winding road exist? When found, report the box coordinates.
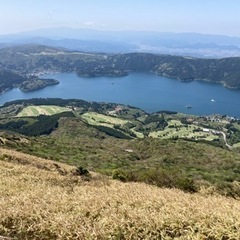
[220,131,232,149]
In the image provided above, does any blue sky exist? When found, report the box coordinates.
[1,0,240,36]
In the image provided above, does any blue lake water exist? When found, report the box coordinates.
[0,72,240,117]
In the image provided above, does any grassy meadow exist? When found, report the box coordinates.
[81,113,221,142]
[149,119,216,140]
[0,147,240,239]
[81,112,129,127]
[17,105,72,117]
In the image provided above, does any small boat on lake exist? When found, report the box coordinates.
[185,105,192,109]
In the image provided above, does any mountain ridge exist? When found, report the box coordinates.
[1,28,240,57]
[1,44,240,92]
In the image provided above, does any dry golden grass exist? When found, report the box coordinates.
[0,147,240,239]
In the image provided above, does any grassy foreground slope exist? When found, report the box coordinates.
[0,147,240,239]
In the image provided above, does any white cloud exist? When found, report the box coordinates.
[84,21,94,27]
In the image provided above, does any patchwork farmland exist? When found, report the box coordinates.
[17,105,72,117]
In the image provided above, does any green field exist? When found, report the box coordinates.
[17,105,72,117]
[149,120,219,141]
[81,112,129,127]
[233,142,240,148]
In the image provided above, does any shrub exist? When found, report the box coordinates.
[94,125,132,139]
[112,167,197,193]
[112,169,128,182]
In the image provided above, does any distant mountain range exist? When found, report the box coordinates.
[1,28,240,58]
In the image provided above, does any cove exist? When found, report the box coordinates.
[0,72,240,118]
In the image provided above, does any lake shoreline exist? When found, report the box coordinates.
[0,72,240,118]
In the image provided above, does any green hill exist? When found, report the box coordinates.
[0,98,240,198]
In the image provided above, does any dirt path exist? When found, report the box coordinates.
[220,131,232,149]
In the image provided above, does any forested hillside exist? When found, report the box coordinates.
[0,70,25,93]
[1,44,240,93]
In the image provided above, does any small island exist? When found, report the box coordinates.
[77,69,128,78]
[19,78,59,92]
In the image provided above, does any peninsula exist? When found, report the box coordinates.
[1,44,240,94]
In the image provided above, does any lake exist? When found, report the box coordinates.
[0,72,240,117]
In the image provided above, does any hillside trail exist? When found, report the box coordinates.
[220,131,232,149]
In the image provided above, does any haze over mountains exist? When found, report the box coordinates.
[1,28,240,58]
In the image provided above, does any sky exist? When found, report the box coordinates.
[0,0,240,36]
